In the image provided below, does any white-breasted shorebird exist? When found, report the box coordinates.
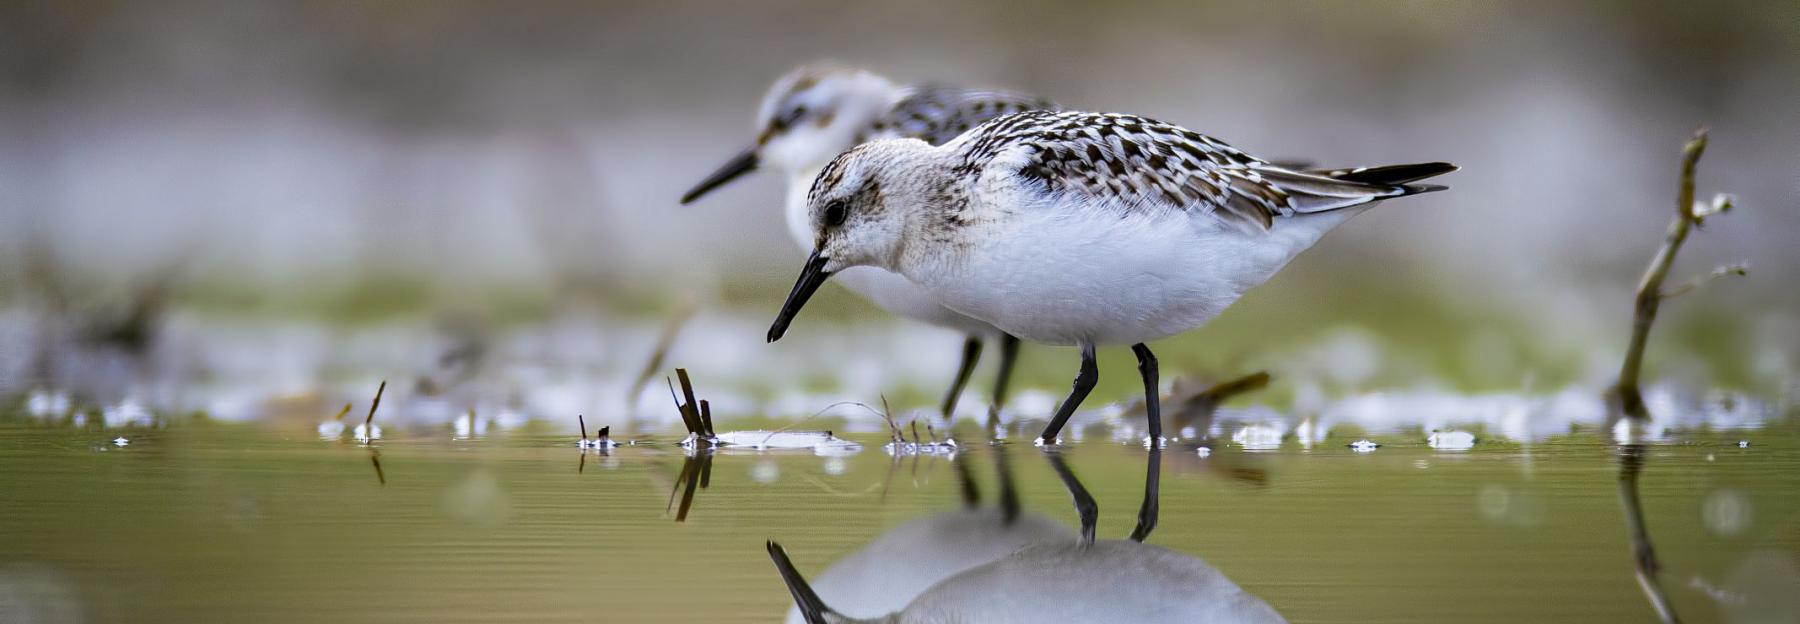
[682,64,1053,423]
[766,110,1455,445]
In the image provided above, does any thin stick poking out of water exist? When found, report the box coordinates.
[1612,128,1744,419]
[364,380,387,430]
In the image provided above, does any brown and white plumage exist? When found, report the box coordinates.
[683,65,1057,422]
[773,109,1456,444]
[946,110,1453,229]
[869,86,1056,146]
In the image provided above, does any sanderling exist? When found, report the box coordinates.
[766,110,1455,445]
[682,64,1053,421]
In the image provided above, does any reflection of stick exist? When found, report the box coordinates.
[1613,129,1744,419]
[1617,445,1681,623]
[370,449,386,486]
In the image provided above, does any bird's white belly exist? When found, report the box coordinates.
[923,203,1361,346]
[783,172,999,336]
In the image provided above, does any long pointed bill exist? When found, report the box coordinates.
[679,147,758,204]
[767,249,832,343]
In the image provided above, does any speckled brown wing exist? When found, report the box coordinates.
[868,86,1056,146]
[954,111,1439,230]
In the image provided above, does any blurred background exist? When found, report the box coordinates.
[1,0,1796,427]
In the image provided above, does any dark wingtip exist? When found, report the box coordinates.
[1331,162,1459,186]
[767,541,834,624]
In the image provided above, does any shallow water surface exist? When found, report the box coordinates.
[1,419,1797,623]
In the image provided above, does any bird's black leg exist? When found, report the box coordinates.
[1047,452,1097,547]
[940,335,984,422]
[1039,343,1098,445]
[1129,447,1162,542]
[987,334,1022,430]
[1132,343,1162,445]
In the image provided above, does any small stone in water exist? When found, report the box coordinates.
[1349,439,1380,453]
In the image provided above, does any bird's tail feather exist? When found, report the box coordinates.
[1315,162,1459,186]
[1263,161,1457,214]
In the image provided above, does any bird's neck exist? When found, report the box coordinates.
[890,154,975,280]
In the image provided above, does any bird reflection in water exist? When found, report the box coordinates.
[769,447,1286,623]
[782,448,1075,623]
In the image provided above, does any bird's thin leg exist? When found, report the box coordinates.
[1129,447,1163,542]
[987,334,1022,430]
[1039,343,1098,444]
[940,335,984,422]
[1132,343,1162,444]
[1047,452,1097,547]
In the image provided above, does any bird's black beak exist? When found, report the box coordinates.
[767,249,832,343]
[680,147,758,204]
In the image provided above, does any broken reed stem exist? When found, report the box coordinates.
[579,414,589,441]
[698,400,715,437]
[364,380,387,428]
[331,402,353,421]
[1614,128,1727,418]
[880,395,902,442]
[674,368,705,435]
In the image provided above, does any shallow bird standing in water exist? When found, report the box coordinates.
[682,64,1053,424]
[766,110,1456,445]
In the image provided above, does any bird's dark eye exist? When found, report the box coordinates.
[823,200,848,227]
[778,106,807,129]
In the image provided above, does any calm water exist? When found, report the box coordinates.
[1,417,1797,623]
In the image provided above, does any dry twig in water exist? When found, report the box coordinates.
[364,380,387,430]
[1611,129,1746,420]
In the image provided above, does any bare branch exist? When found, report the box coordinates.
[1661,263,1748,299]
[1613,127,1728,420]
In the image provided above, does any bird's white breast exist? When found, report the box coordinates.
[914,188,1365,346]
